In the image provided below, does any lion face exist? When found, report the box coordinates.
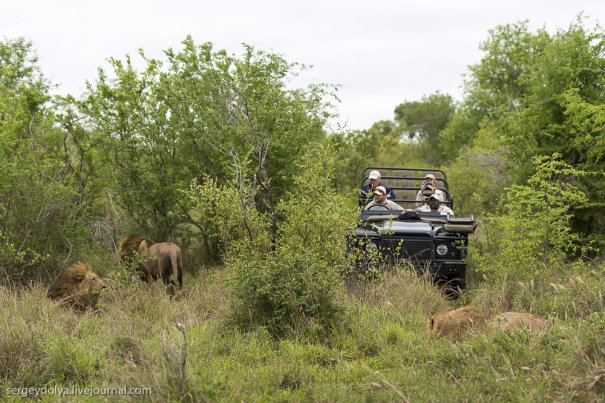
[77,270,107,295]
[47,261,107,310]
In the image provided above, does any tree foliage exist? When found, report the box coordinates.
[436,17,605,249]
[62,38,333,254]
[0,38,97,282]
[475,155,589,280]
[225,144,355,337]
[394,92,455,163]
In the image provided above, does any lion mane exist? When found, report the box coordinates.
[47,261,107,310]
[118,235,154,265]
[118,234,183,289]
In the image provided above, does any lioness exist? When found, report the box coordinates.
[427,306,492,339]
[428,305,548,339]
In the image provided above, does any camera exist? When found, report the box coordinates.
[422,184,434,197]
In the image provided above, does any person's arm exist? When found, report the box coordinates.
[437,189,446,202]
[416,190,426,207]
[391,201,404,210]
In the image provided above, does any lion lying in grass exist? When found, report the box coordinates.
[427,305,548,339]
[491,311,548,333]
[47,261,107,310]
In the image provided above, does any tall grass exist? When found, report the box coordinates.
[1,260,604,401]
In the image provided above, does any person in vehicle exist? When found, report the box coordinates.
[416,173,445,206]
[359,170,396,207]
[416,193,454,216]
[364,186,404,211]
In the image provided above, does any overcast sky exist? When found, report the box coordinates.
[3,1,604,130]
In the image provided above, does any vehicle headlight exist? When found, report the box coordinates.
[365,242,378,252]
[436,244,448,256]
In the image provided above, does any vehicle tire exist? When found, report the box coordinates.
[438,275,466,300]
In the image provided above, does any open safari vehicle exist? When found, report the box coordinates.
[347,167,478,295]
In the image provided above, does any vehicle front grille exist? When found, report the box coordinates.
[380,236,433,263]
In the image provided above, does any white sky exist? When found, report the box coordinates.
[2,0,604,131]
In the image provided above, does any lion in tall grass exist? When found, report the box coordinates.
[428,305,548,339]
[491,311,548,333]
[118,235,183,289]
[427,306,492,339]
[47,261,107,310]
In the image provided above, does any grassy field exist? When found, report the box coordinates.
[1,263,605,402]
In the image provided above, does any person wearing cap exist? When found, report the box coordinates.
[364,186,404,211]
[359,170,396,207]
[416,173,445,206]
[416,193,454,216]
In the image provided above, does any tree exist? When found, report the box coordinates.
[63,38,334,259]
[394,92,455,164]
[440,21,550,161]
[0,38,94,282]
[490,18,605,245]
[441,17,605,248]
[476,155,588,280]
[225,143,354,337]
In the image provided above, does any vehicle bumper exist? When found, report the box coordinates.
[429,261,466,278]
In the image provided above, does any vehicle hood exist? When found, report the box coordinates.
[375,221,435,235]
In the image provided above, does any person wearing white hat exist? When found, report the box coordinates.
[359,170,396,207]
[416,173,445,206]
[363,186,403,211]
[416,193,454,216]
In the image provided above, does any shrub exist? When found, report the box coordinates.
[226,144,356,337]
[475,154,589,280]
[185,174,272,264]
[0,236,48,286]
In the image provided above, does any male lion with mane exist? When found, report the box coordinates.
[118,235,183,289]
[47,261,107,310]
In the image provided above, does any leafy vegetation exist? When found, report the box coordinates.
[474,155,589,281]
[217,144,356,337]
[2,268,605,401]
[1,15,605,402]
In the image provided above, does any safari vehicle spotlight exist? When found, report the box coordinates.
[348,167,478,295]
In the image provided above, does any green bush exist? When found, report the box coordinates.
[227,251,343,337]
[0,236,48,286]
[475,155,589,281]
[185,175,272,262]
[226,144,356,338]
